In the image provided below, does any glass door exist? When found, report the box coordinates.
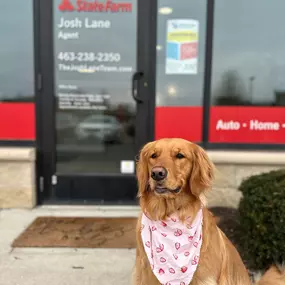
[38,0,155,204]
[54,0,139,175]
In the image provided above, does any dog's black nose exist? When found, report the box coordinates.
[151,167,167,181]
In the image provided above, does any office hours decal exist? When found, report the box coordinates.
[166,19,199,75]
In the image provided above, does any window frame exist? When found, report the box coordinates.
[0,0,36,145]
[201,0,285,150]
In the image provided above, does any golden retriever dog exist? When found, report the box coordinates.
[133,138,285,285]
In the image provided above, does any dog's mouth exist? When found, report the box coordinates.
[154,186,181,194]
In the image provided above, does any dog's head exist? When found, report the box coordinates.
[136,138,214,217]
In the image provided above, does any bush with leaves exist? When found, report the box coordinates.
[238,169,285,270]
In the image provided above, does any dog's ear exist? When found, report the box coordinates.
[189,144,215,197]
[136,142,153,197]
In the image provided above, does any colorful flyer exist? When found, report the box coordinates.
[166,19,199,75]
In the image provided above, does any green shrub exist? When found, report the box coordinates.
[238,169,285,270]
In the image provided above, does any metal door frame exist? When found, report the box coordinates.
[35,0,157,204]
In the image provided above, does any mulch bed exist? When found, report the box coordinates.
[210,207,250,269]
[210,207,242,247]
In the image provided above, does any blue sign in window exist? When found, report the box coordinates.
[166,42,179,60]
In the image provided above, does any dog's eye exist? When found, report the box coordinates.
[151,153,157,159]
[176,153,185,159]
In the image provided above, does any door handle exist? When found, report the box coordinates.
[132,71,144,103]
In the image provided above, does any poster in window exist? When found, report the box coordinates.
[166,19,199,75]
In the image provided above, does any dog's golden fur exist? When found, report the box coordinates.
[134,138,285,285]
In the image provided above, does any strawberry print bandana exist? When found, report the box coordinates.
[141,209,203,285]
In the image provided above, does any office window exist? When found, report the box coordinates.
[210,0,285,144]
[0,0,35,140]
[155,0,207,142]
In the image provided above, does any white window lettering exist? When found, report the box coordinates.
[250,120,280,131]
[216,120,240,130]
[58,31,79,40]
[85,19,111,29]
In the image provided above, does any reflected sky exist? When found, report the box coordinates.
[212,0,285,104]
[0,0,34,99]
[1,0,285,105]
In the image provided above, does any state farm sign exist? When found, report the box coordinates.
[58,0,132,12]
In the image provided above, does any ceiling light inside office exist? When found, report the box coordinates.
[168,85,177,97]
[159,7,173,15]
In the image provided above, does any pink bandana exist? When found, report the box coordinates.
[141,209,203,285]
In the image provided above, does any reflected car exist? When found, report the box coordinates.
[75,114,123,143]
[56,113,78,130]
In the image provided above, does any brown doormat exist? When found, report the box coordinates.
[12,217,137,249]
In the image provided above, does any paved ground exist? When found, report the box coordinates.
[0,206,140,285]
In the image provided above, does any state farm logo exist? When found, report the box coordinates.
[58,0,132,12]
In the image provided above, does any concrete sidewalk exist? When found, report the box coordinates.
[0,206,140,285]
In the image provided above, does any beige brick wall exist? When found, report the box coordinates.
[206,151,285,209]
[0,148,36,209]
